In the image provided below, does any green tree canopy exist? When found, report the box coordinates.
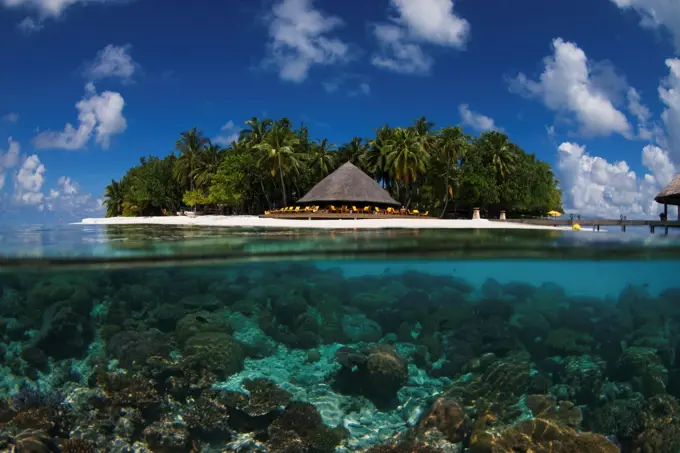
[104,117,562,218]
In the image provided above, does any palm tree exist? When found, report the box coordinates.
[192,143,222,190]
[364,125,392,189]
[412,116,435,136]
[255,124,301,206]
[174,127,209,193]
[240,117,272,146]
[338,137,368,166]
[478,131,517,180]
[103,179,125,217]
[309,138,337,179]
[435,126,470,217]
[384,127,429,204]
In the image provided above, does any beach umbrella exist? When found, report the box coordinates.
[547,210,562,217]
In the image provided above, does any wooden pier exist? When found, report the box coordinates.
[493,218,680,234]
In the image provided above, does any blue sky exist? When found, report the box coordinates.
[0,0,679,223]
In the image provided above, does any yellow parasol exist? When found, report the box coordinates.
[547,210,562,217]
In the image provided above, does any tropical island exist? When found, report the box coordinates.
[102,117,562,220]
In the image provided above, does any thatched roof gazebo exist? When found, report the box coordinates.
[655,173,680,220]
[297,162,400,208]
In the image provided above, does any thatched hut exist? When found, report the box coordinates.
[297,162,400,208]
[655,173,680,220]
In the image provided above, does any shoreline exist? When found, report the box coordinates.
[78,215,576,230]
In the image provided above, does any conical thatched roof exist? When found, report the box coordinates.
[297,162,400,207]
[655,174,680,205]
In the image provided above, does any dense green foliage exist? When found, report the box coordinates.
[104,117,562,218]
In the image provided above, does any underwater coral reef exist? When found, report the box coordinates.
[1,262,679,452]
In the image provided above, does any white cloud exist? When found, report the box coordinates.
[13,154,45,206]
[4,0,132,32]
[17,16,42,33]
[509,38,632,138]
[83,44,137,83]
[44,176,103,214]
[660,58,680,164]
[0,137,21,190]
[557,141,677,218]
[213,120,241,146]
[372,0,469,75]
[264,0,350,83]
[459,104,499,132]
[34,82,126,150]
[372,24,433,75]
[0,137,102,214]
[627,87,657,141]
[1,112,19,122]
[610,0,680,53]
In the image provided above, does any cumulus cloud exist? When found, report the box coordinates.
[509,38,632,138]
[610,0,680,53]
[13,154,45,207]
[0,137,21,190]
[34,82,126,150]
[213,120,241,146]
[264,0,350,83]
[372,24,433,75]
[459,104,499,132]
[83,44,138,83]
[372,0,470,75]
[660,58,680,163]
[557,141,677,218]
[4,0,133,33]
[44,176,103,214]
[0,137,102,214]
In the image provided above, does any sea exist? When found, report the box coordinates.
[0,223,679,453]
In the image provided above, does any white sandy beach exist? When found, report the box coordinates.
[78,215,576,230]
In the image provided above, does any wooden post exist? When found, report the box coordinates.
[472,208,481,220]
[665,203,668,219]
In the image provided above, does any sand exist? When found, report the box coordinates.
[78,215,575,230]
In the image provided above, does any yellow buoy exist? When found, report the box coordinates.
[572,223,582,231]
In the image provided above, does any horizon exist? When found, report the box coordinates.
[1,0,679,224]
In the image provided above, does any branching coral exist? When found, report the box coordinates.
[181,331,245,379]
[417,397,472,443]
[182,392,230,434]
[469,418,620,453]
[616,347,668,397]
[96,371,161,409]
[525,394,582,427]
[60,438,97,453]
[268,402,347,453]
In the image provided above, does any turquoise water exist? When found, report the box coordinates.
[0,225,679,452]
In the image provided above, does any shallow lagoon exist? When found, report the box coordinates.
[0,225,679,452]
